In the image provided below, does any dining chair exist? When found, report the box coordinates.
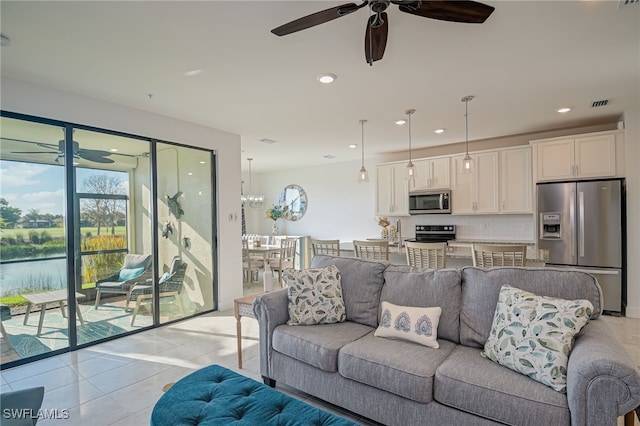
[353,240,389,261]
[271,237,297,286]
[311,239,341,257]
[242,239,264,284]
[471,244,527,267]
[405,241,447,269]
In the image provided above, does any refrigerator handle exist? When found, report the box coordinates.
[578,191,585,258]
[569,189,575,258]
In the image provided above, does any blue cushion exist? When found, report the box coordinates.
[159,272,171,283]
[118,267,145,282]
[151,365,357,426]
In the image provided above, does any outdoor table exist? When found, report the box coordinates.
[23,290,86,336]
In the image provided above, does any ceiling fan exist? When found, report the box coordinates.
[271,0,495,65]
[7,133,115,164]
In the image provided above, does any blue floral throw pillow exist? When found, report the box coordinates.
[482,285,593,393]
[374,301,442,349]
[284,265,346,326]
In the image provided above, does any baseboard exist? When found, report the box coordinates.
[624,305,640,318]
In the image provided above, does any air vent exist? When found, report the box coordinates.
[591,100,609,108]
[259,138,277,144]
[323,154,335,159]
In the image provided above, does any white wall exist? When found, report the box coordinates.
[1,77,244,311]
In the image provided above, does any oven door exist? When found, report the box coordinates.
[409,190,450,214]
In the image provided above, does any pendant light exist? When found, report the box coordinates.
[405,109,416,181]
[461,95,474,173]
[241,158,264,208]
[358,119,369,183]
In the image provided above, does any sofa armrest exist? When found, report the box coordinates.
[567,320,640,426]
[252,289,289,380]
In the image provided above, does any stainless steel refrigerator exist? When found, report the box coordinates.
[537,179,625,313]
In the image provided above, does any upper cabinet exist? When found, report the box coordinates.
[500,147,532,214]
[532,132,622,182]
[376,163,409,216]
[451,151,499,214]
[409,157,451,191]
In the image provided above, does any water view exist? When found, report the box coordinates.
[0,257,66,296]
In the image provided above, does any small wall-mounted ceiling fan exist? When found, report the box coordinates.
[271,0,495,65]
[6,133,115,164]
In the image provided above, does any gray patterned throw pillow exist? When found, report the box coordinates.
[482,285,593,393]
[284,265,346,326]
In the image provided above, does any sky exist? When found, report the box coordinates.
[0,160,127,216]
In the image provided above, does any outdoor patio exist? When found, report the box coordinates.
[0,296,189,362]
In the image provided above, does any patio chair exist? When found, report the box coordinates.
[94,253,153,310]
[0,303,16,354]
[128,257,188,325]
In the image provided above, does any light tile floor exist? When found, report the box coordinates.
[1,283,638,426]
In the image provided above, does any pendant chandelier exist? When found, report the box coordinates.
[461,95,474,173]
[405,109,416,181]
[358,119,369,183]
[241,158,264,208]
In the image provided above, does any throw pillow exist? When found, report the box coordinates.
[159,272,171,284]
[482,285,593,393]
[118,267,145,282]
[284,265,346,326]
[374,301,442,349]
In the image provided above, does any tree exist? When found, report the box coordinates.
[81,174,126,235]
[0,198,22,228]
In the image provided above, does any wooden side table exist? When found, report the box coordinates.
[234,293,263,369]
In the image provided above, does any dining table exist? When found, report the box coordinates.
[246,244,280,284]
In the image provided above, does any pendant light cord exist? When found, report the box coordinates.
[408,112,412,162]
[361,120,366,166]
[465,99,469,154]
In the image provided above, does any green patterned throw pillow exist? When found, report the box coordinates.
[374,301,442,349]
[284,265,346,326]
[482,285,593,393]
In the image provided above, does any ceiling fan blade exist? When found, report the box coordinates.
[9,151,56,155]
[1,136,58,148]
[79,152,115,164]
[365,12,388,65]
[271,2,362,36]
[77,148,112,157]
[398,0,494,24]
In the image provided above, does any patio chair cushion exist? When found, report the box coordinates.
[118,267,145,282]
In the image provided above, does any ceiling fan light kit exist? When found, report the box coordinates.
[271,0,495,65]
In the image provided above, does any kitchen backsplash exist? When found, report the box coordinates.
[397,214,534,242]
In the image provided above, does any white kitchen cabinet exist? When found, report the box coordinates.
[376,163,409,216]
[410,157,450,190]
[534,134,616,181]
[451,151,499,214]
[500,147,532,213]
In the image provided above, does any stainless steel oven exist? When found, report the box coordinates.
[408,190,451,214]
[405,225,456,243]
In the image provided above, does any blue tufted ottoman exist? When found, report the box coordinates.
[151,365,359,425]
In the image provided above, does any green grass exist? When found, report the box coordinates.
[0,226,126,239]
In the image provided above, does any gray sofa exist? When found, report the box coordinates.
[253,255,640,426]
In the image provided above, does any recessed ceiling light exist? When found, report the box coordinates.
[317,73,337,84]
[395,119,407,125]
[434,129,445,134]
[199,161,206,164]
[348,144,357,149]
[110,148,119,152]
[188,172,193,176]
[184,69,203,77]
[557,107,572,113]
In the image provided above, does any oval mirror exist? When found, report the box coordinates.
[279,184,307,221]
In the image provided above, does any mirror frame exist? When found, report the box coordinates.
[279,184,307,221]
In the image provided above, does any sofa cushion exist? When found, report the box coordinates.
[338,333,457,403]
[381,266,461,343]
[272,322,373,372]
[435,345,570,425]
[375,301,442,349]
[483,285,593,393]
[311,255,388,328]
[284,265,346,326]
[460,267,602,348]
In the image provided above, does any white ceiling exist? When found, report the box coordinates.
[1,1,638,173]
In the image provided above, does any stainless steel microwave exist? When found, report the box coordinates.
[408,190,451,214]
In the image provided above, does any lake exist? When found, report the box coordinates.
[0,257,67,296]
